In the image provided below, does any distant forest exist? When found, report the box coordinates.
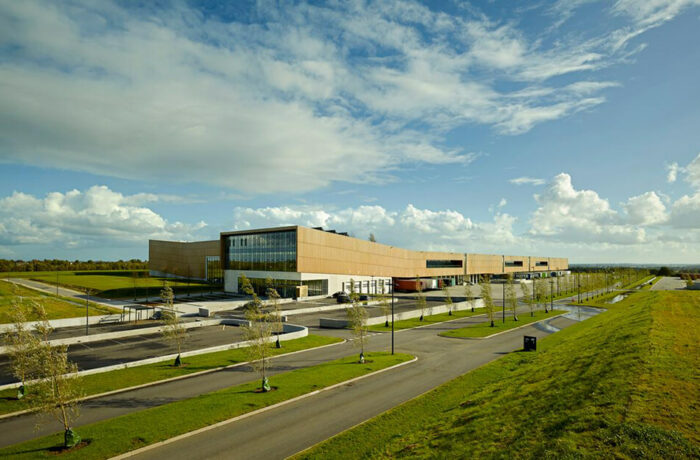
[0,259,148,273]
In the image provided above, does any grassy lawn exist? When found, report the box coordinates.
[0,352,413,459]
[439,309,564,338]
[1,270,216,299]
[0,335,342,416]
[296,290,699,459]
[368,307,486,332]
[0,280,118,323]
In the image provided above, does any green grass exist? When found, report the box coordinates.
[1,270,216,299]
[0,335,341,416]
[0,280,118,323]
[296,290,699,459]
[439,309,564,338]
[368,307,486,332]
[0,352,413,459]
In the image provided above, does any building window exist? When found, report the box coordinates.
[536,261,548,267]
[224,230,297,272]
[426,260,463,268]
[505,260,524,267]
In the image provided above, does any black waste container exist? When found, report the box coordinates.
[524,335,537,351]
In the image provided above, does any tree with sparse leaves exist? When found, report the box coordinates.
[346,278,369,363]
[415,277,427,321]
[368,233,377,242]
[32,303,84,449]
[266,277,283,348]
[535,278,548,313]
[480,275,495,327]
[5,295,38,400]
[443,285,453,315]
[506,274,518,321]
[521,279,535,317]
[241,275,274,392]
[464,281,475,312]
[160,284,186,367]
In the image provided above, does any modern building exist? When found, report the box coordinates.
[149,225,568,298]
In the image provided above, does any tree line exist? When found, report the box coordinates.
[0,259,147,273]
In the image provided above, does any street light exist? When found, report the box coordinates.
[391,278,395,355]
[85,288,90,336]
[502,279,505,323]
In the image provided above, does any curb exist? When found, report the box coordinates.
[439,313,567,340]
[0,339,347,421]
[110,355,418,460]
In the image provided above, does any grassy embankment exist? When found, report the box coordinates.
[297,290,699,459]
[0,270,215,300]
[439,309,564,338]
[0,335,341,416]
[0,352,413,459]
[575,275,657,307]
[368,307,486,332]
[0,280,117,323]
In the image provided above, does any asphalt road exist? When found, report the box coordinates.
[0,325,245,385]
[132,314,580,460]
[651,276,687,291]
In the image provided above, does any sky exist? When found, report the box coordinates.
[1,0,699,264]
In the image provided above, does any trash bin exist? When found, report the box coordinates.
[524,335,537,351]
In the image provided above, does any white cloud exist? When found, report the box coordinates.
[0,0,686,193]
[684,152,700,188]
[667,162,679,183]
[0,186,206,247]
[510,177,546,186]
[498,198,508,208]
[529,173,645,244]
[669,192,700,228]
[232,203,516,253]
[623,191,668,225]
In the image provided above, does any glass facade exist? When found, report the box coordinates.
[239,277,328,298]
[426,259,463,268]
[224,230,297,272]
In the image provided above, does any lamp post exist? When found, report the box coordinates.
[550,277,554,312]
[502,280,505,323]
[85,289,90,336]
[391,279,395,355]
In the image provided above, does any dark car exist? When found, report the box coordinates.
[359,294,369,301]
[332,291,344,298]
[336,293,350,303]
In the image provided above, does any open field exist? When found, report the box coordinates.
[1,270,214,299]
[0,280,117,323]
[439,309,563,338]
[297,290,699,459]
[0,335,342,416]
[368,307,486,332]
[0,352,413,459]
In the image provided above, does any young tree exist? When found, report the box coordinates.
[505,274,518,321]
[415,277,426,321]
[464,281,475,312]
[480,276,495,327]
[265,278,283,348]
[443,284,454,315]
[346,278,369,363]
[520,280,535,317]
[241,276,274,392]
[32,303,84,449]
[368,233,377,242]
[378,290,391,327]
[5,297,37,399]
[160,284,186,367]
[535,278,548,313]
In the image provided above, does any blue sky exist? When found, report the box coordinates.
[1,0,699,263]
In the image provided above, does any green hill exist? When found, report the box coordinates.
[298,290,699,459]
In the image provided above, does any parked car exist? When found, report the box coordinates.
[359,294,369,301]
[336,293,350,303]
[332,291,344,298]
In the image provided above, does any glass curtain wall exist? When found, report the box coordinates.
[224,230,297,272]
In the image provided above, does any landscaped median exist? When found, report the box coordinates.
[0,335,342,417]
[368,307,486,332]
[438,309,564,338]
[0,352,414,459]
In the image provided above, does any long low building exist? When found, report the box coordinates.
[149,225,568,298]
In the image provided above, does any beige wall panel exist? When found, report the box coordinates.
[149,240,219,279]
